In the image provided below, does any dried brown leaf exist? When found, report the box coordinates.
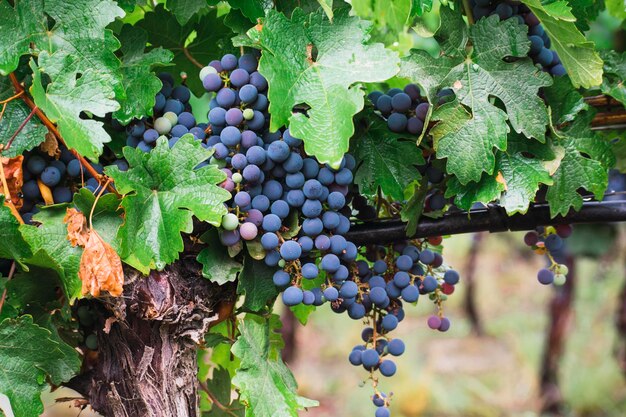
[2,155,24,210]
[40,131,60,158]
[64,208,124,297]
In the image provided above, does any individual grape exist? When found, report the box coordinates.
[243,165,262,183]
[52,186,73,203]
[199,65,217,82]
[551,64,566,76]
[243,108,255,121]
[26,156,46,175]
[302,158,320,179]
[261,232,279,250]
[327,192,346,210]
[164,99,184,115]
[361,349,380,370]
[387,112,407,133]
[220,230,240,246]
[246,146,266,165]
[282,286,304,306]
[334,168,353,186]
[220,126,242,146]
[524,231,539,246]
[271,200,290,219]
[279,240,302,261]
[40,166,61,187]
[230,68,250,88]
[401,285,419,302]
[263,180,283,201]
[302,263,319,280]
[239,84,258,103]
[393,271,410,288]
[49,160,66,176]
[250,72,268,91]
[438,317,451,332]
[376,95,392,114]
[85,334,99,350]
[315,235,331,250]
[323,286,339,301]
[221,213,239,231]
[262,214,282,232]
[238,54,258,73]
[545,234,563,251]
[317,167,334,185]
[387,339,405,356]
[240,222,258,240]
[209,107,227,126]
[283,153,303,173]
[267,141,290,163]
[303,179,323,199]
[349,349,363,366]
[221,53,238,71]
[225,108,244,126]
[427,315,442,329]
[395,255,413,271]
[302,218,323,236]
[372,392,387,407]
[537,268,554,285]
[321,254,340,273]
[273,270,291,287]
[422,275,438,293]
[245,209,263,226]
[555,224,572,238]
[381,314,398,331]
[419,249,435,265]
[216,88,237,108]
[339,281,358,298]
[171,124,188,137]
[373,260,387,274]
[171,86,191,103]
[378,360,396,377]
[443,269,460,285]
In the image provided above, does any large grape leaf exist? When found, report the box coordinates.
[72,188,123,250]
[0,78,47,157]
[106,135,231,274]
[446,133,556,214]
[0,315,80,417]
[546,111,614,217]
[353,113,424,201]
[0,0,125,98]
[0,196,32,266]
[351,0,412,31]
[401,9,552,184]
[19,205,82,302]
[568,0,604,31]
[138,5,238,96]
[543,75,589,126]
[251,7,400,168]
[232,314,318,417]
[521,0,603,88]
[30,52,119,161]
[229,0,274,22]
[599,51,626,107]
[113,25,174,124]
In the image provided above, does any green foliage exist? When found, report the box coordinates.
[0,315,80,417]
[521,0,604,88]
[600,50,626,106]
[138,5,239,95]
[237,255,278,312]
[251,7,400,168]
[30,52,119,161]
[20,205,83,302]
[198,229,243,285]
[402,9,552,184]
[113,25,174,124]
[0,196,32,266]
[106,135,231,273]
[353,112,425,200]
[232,314,318,417]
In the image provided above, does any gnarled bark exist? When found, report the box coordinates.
[69,259,236,417]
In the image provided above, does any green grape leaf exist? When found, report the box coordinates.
[546,111,614,217]
[30,52,119,161]
[138,5,238,96]
[0,0,45,75]
[600,51,626,107]
[411,0,433,16]
[20,205,82,302]
[166,0,209,25]
[543,75,589,126]
[568,0,604,31]
[446,134,555,214]
[253,7,400,168]
[0,195,32,266]
[113,24,174,124]
[353,113,424,201]
[521,0,603,88]
[229,0,274,22]
[237,255,278,312]
[401,9,552,184]
[400,177,428,237]
[106,135,231,273]
[4,269,59,313]
[198,229,243,285]
[606,0,626,19]
[0,78,47,157]
[232,314,318,417]
[203,367,245,417]
[0,316,80,417]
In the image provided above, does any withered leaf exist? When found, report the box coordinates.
[40,132,60,158]
[1,155,24,210]
[64,208,124,297]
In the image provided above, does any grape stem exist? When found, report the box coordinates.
[183,47,204,69]
[8,73,120,196]
[0,261,17,315]
[198,380,240,417]
[461,0,475,25]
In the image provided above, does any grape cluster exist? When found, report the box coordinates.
[471,0,565,76]
[367,84,429,135]
[19,147,106,223]
[523,224,572,285]
[122,73,206,152]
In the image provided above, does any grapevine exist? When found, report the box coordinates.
[0,1,624,417]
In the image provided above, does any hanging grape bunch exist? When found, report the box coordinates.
[368,84,430,135]
[524,224,572,285]
[471,0,565,76]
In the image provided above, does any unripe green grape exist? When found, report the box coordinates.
[553,274,566,286]
[199,65,217,81]
[163,111,178,126]
[556,264,569,275]
[154,117,172,134]
[278,259,286,267]
[232,172,243,183]
[243,108,255,120]
[222,213,239,231]
[85,333,98,350]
